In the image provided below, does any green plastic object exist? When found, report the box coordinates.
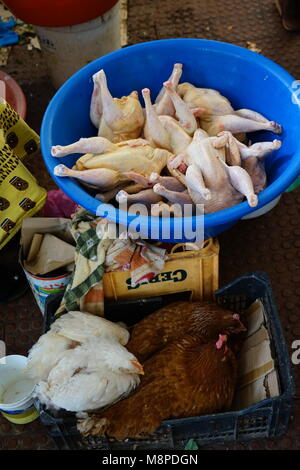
[184,439,199,450]
[286,175,300,192]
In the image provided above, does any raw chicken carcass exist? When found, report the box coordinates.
[75,143,172,176]
[127,300,245,362]
[78,333,237,439]
[168,130,253,213]
[54,142,173,190]
[142,88,192,153]
[35,337,144,412]
[96,69,144,142]
[178,82,282,137]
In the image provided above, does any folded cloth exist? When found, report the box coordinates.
[56,209,113,317]
[56,210,167,316]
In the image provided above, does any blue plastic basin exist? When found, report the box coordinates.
[41,38,300,242]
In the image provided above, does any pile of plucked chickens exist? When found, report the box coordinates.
[27,301,246,440]
[52,63,282,216]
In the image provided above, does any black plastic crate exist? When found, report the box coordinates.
[36,272,295,450]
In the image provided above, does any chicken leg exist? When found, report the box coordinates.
[116,189,162,208]
[218,158,258,207]
[236,138,281,159]
[122,171,186,192]
[151,201,183,217]
[51,137,116,157]
[90,71,103,128]
[153,183,193,207]
[154,63,183,116]
[234,109,270,123]
[213,131,241,166]
[203,114,282,137]
[230,137,281,194]
[142,88,170,149]
[54,164,126,191]
[163,80,198,135]
[185,164,212,202]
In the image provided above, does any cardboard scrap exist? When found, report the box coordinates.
[233,299,280,410]
[24,233,75,276]
[244,299,265,336]
[21,217,73,258]
[20,217,75,276]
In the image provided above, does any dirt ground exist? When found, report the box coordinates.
[1,0,300,450]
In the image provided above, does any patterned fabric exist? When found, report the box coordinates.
[0,99,40,161]
[105,237,166,287]
[0,99,46,249]
[55,210,112,316]
[56,210,167,317]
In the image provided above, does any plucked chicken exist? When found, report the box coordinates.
[51,62,283,215]
[178,82,282,137]
[94,69,145,142]
[168,129,258,212]
[53,140,173,190]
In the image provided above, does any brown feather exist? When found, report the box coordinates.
[127,301,245,361]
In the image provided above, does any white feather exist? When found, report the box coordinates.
[50,311,130,345]
[34,337,140,412]
[26,332,73,381]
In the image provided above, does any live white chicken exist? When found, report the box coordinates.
[26,311,143,412]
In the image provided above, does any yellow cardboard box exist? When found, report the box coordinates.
[103,238,219,302]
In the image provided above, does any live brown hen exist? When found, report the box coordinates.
[126,300,246,361]
[77,301,245,439]
[78,333,237,440]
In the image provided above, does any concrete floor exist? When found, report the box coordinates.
[1,0,300,450]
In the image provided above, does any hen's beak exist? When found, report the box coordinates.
[131,360,144,375]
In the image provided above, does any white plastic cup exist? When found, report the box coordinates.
[0,355,39,424]
[35,1,121,88]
